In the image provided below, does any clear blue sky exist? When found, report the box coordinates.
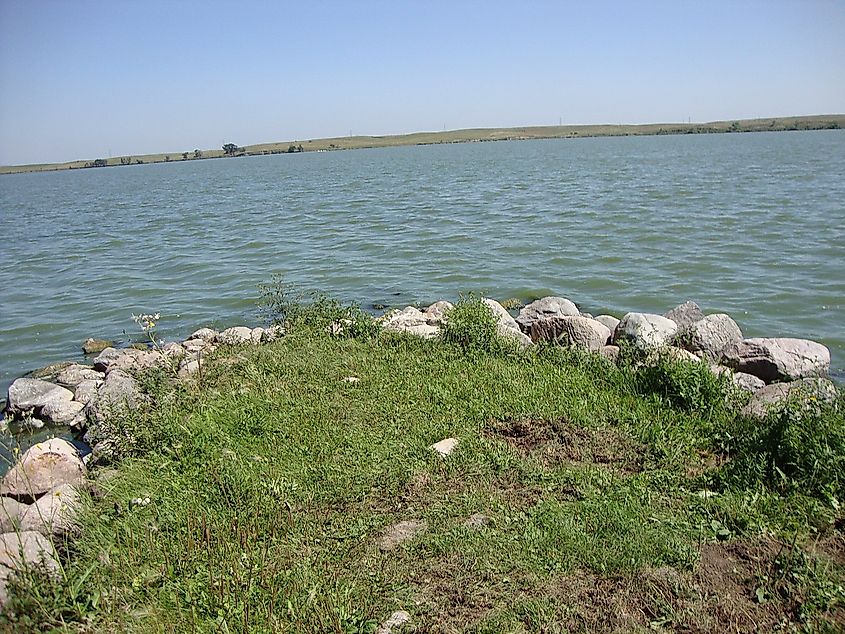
[1,0,843,165]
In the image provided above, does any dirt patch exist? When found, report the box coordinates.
[486,416,647,473]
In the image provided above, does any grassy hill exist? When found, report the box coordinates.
[2,114,843,175]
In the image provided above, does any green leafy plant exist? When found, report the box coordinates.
[440,293,518,355]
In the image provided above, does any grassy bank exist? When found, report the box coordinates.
[2,114,843,175]
[4,297,845,632]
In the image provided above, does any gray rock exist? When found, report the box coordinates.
[710,365,766,392]
[664,301,705,327]
[189,327,218,342]
[376,610,411,634]
[182,338,211,354]
[424,300,454,324]
[742,378,837,419]
[40,398,85,426]
[84,370,145,425]
[260,324,285,342]
[19,483,82,537]
[81,338,113,354]
[515,296,580,333]
[92,347,161,373]
[0,439,86,501]
[529,316,611,351]
[0,531,60,607]
[177,355,202,378]
[0,498,28,533]
[721,337,831,383]
[6,378,74,418]
[613,313,678,349]
[216,326,253,345]
[379,520,427,551]
[599,345,621,364]
[594,314,620,332]
[677,314,743,361]
[73,379,102,406]
[483,299,533,347]
[381,307,440,339]
[160,341,185,358]
[250,327,265,344]
[55,364,104,387]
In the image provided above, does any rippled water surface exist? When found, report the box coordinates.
[2,130,844,396]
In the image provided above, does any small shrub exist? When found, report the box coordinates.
[718,395,845,501]
[257,276,379,339]
[632,353,732,414]
[440,294,519,355]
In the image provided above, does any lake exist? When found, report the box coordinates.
[1,129,844,401]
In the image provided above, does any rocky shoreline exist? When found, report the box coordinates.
[0,297,838,606]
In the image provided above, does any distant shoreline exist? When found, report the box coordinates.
[2,114,843,175]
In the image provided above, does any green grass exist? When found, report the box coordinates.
[3,300,844,632]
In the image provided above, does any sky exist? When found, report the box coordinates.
[0,0,843,165]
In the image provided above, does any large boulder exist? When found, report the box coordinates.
[81,338,113,354]
[529,316,611,351]
[40,399,85,426]
[73,380,102,406]
[0,439,86,502]
[84,370,145,425]
[515,297,579,333]
[677,314,743,361]
[0,531,60,607]
[189,327,218,342]
[709,365,766,393]
[664,301,704,327]
[6,378,74,418]
[424,301,454,325]
[613,313,678,349]
[741,378,837,419]
[721,338,831,383]
[19,483,82,537]
[92,347,160,374]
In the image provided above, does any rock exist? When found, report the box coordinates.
[55,364,104,387]
[250,327,265,344]
[429,438,458,457]
[677,314,743,361]
[160,342,185,358]
[19,483,82,537]
[40,398,85,426]
[0,439,86,502]
[0,531,60,607]
[515,296,580,333]
[483,299,533,347]
[81,338,113,354]
[424,300,454,324]
[0,498,27,533]
[189,327,218,342]
[177,355,202,378]
[381,307,440,339]
[379,520,427,551]
[599,345,620,364]
[664,301,705,327]
[28,362,73,381]
[376,610,411,634]
[92,347,160,373]
[216,326,253,345]
[463,513,490,530]
[710,365,766,392]
[73,379,102,406]
[613,313,678,349]
[721,338,831,383]
[6,378,74,418]
[594,314,620,332]
[85,370,144,423]
[742,378,837,419]
[182,338,211,354]
[260,325,285,342]
[529,316,611,351]
[658,347,703,365]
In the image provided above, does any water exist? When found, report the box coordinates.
[1,130,844,399]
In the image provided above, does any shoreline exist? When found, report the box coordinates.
[1,114,843,175]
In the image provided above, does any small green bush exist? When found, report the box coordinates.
[257,276,379,339]
[440,294,518,355]
[632,353,732,414]
[718,395,845,502]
